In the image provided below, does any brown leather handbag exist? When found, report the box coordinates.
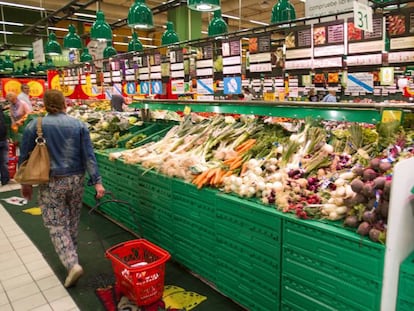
[15,117,50,185]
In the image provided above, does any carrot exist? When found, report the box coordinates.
[214,169,226,185]
[192,170,208,185]
[218,170,233,185]
[237,139,256,154]
[235,139,256,152]
[223,156,242,165]
[229,159,243,170]
[240,162,249,176]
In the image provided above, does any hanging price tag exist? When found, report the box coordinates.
[353,1,373,32]
[183,106,191,115]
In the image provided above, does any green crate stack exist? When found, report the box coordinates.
[171,179,218,282]
[397,251,414,311]
[215,193,282,311]
[136,169,175,253]
[281,218,385,311]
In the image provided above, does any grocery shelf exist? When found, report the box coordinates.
[130,99,414,123]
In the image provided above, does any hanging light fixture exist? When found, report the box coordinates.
[128,0,154,29]
[270,0,296,24]
[36,62,45,74]
[3,55,14,71]
[64,24,82,49]
[45,58,55,69]
[103,41,117,58]
[128,32,143,52]
[22,64,28,75]
[28,49,34,60]
[29,62,36,74]
[90,11,112,41]
[80,47,93,62]
[208,9,228,37]
[188,0,220,11]
[45,32,62,55]
[14,66,22,76]
[161,22,180,46]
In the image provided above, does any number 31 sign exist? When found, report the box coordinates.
[353,0,373,33]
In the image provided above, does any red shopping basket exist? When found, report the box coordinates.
[105,239,171,306]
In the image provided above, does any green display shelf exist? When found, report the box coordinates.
[128,99,414,124]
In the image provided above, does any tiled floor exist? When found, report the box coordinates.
[0,182,80,311]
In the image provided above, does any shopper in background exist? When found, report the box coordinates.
[243,88,254,101]
[322,88,337,102]
[110,94,126,112]
[0,103,9,185]
[308,88,319,102]
[6,92,32,124]
[18,83,33,110]
[19,89,105,288]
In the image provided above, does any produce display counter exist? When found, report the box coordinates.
[83,154,385,311]
[83,102,414,311]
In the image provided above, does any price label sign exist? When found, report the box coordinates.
[381,110,402,124]
[353,1,373,32]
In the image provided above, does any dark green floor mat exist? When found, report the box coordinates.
[0,188,245,311]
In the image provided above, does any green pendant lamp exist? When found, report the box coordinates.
[271,0,296,24]
[45,58,55,69]
[28,49,34,60]
[128,32,143,52]
[45,32,62,55]
[22,64,28,75]
[188,0,220,11]
[29,62,36,74]
[161,22,180,46]
[14,66,22,76]
[90,11,112,41]
[208,9,228,37]
[3,55,14,71]
[128,0,154,29]
[80,47,93,62]
[64,24,82,49]
[36,62,45,74]
[103,42,117,58]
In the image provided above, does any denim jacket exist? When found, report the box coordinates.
[19,113,102,185]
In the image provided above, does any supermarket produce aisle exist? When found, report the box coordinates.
[0,183,80,311]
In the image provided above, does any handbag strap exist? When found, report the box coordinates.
[35,117,46,145]
[36,117,43,138]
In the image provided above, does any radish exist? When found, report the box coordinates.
[344,215,359,228]
[357,221,371,236]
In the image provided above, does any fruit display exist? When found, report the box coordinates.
[109,114,414,244]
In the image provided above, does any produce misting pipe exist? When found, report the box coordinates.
[0,6,6,44]
[238,0,241,30]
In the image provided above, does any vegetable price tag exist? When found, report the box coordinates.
[264,92,275,101]
[353,1,373,33]
[381,110,402,123]
[183,106,191,115]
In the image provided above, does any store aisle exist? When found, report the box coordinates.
[0,183,80,311]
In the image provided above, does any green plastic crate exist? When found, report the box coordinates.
[282,249,381,310]
[283,219,385,283]
[173,235,217,284]
[173,214,216,249]
[216,258,279,311]
[397,250,414,309]
[216,194,281,257]
[281,274,361,311]
[216,241,279,285]
[283,246,381,291]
